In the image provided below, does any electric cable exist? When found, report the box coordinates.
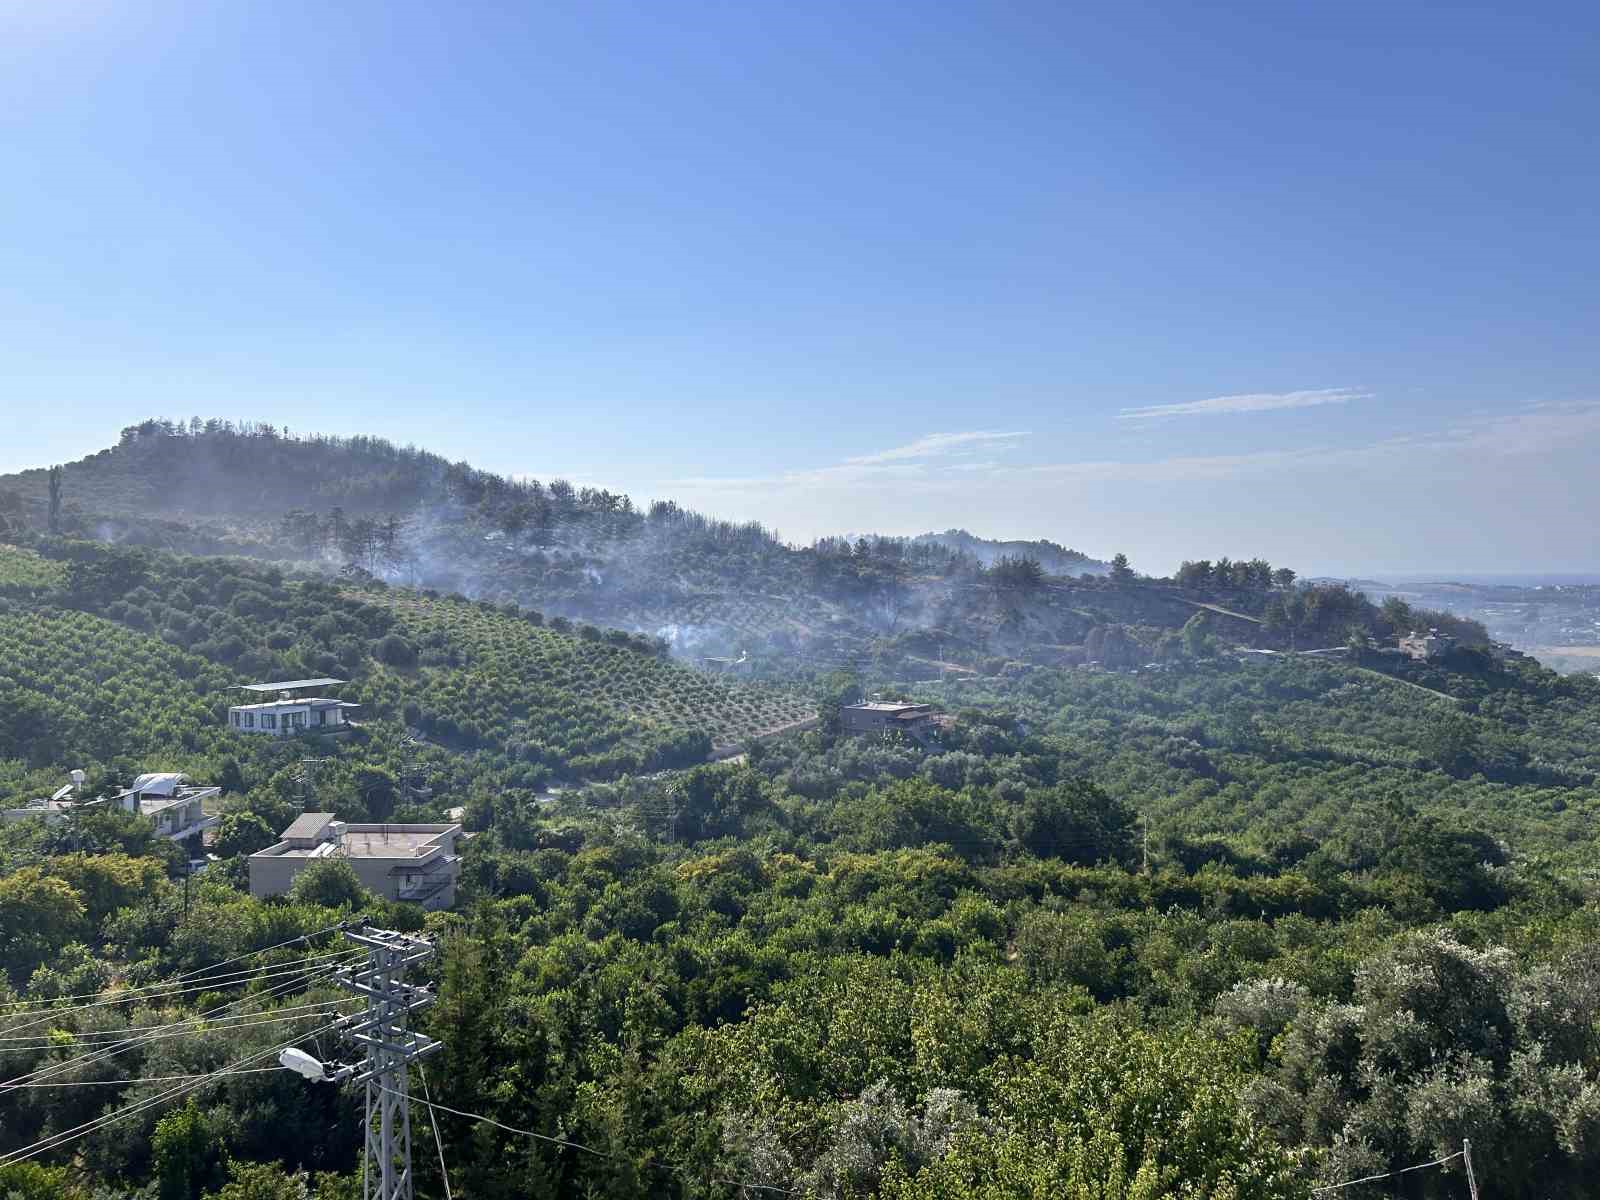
[1310,1150,1465,1194]
[1,959,352,1091]
[0,1016,351,1167]
[386,1084,804,1196]
[0,951,360,1038]
[418,1065,453,1200]
[0,921,356,1013]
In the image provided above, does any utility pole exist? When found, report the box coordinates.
[1463,1139,1480,1200]
[1141,814,1149,875]
[336,925,441,1200]
[298,758,332,811]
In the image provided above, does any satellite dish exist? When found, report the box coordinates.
[279,1048,326,1081]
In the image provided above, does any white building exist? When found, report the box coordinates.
[2,770,87,826]
[248,813,462,910]
[3,770,218,843]
[228,678,361,737]
[112,773,221,842]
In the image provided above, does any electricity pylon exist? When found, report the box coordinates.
[336,925,441,1200]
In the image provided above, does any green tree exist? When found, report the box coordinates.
[991,556,1045,591]
[0,868,85,985]
[0,1162,91,1200]
[1425,712,1480,775]
[287,859,370,910]
[214,813,277,859]
[354,765,399,821]
[1180,612,1212,659]
[1108,552,1134,583]
[153,1099,229,1200]
[203,1161,312,1200]
[1011,779,1136,867]
[46,465,62,534]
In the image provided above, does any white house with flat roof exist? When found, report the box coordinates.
[228,678,360,737]
[248,813,462,910]
[5,771,219,843]
[113,773,221,842]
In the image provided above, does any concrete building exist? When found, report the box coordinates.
[248,813,462,910]
[228,678,360,737]
[112,773,221,842]
[840,700,936,738]
[1399,628,1456,662]
[3,770,87,826]
[4,771,217,844]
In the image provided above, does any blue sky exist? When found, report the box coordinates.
[3,1,1597,574]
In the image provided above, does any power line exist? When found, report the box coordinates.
[389,1086,804,1196]
[0,923,357,1013]
[0,1007,351,1078]
[2,1066,288,1088]
[0,951,360,1035]
[0,997,353,1049]
[0,1015,351,1168]
[1311,1149,1464,1194]
[418,1065,453,1200]
[1,960,351,1091]
[0,961,344,1083]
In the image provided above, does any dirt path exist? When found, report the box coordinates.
[1350,666,1460,704]
[711,714,820,758]
[1181,599,1263,624]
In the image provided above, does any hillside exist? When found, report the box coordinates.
[5,518,1600,1196]
[0,421,1113,661]
[0,539,814,800]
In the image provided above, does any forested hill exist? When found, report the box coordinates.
[0,419,1486,673]
[910,528,1104,575]
[0,420,1111,659]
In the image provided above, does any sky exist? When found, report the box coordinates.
[2,1,1597,576]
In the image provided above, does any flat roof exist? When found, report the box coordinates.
[232,678,346,694]
[341,828,447,858]
[228,699,360,712]
[845,701,932,712]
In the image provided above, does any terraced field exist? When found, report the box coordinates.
[0,607,237,769]
[353,589,817,771]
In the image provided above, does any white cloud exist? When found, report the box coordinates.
[1118,387,1367,420]
[663,400,1600,499]
[844,430,1029,466]
[1443,400,1600,455]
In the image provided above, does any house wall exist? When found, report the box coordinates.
[229,703,347,736]
[248,847,305,897]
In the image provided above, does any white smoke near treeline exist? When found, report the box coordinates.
[19,419,1113,667]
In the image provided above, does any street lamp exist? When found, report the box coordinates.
[279,1047,354,1084]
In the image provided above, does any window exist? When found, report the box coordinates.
[263,714,276,730]
[244,712,255,728]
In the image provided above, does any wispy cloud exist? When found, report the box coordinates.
[1118,387,1367,421]
[845,430,1029,466]
[663,400,1600,497]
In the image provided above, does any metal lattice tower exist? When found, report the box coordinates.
[336,926,442,1200]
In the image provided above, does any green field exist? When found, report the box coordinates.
[355,589,816,770]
